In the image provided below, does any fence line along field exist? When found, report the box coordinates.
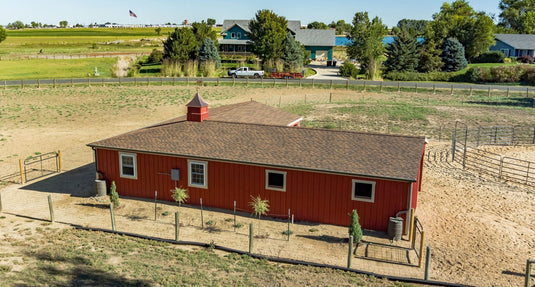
[0,85,534,286]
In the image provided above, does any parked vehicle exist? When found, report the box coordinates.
[270,71,304,79]
[228,67,265,78]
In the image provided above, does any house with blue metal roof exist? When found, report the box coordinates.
[490,34,535,58]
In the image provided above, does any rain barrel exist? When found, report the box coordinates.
[95,179,107,197]
[387,217,403,241]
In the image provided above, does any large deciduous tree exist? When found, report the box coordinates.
[428,0,495,61]
[307,21,329,29]
[346,12,388,80]
[392,19,429,36]
[499,0,535,33]
[384,28,420,73]
[247,9,288,62]
[163,27,197,62]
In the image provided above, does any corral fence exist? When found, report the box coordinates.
[21,151,62,183]
[1,76,535,104]
[452,122,535,186]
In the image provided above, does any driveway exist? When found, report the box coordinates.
[307,61,345,80]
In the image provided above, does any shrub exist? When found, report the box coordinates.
[521,67,535,84]
[489,65,524,82]
[249,195,270,219]
[473,51,505,63]
[383,71,461,82]
[339,61,358,78]
[517,55,534,64]
[349,209,363,244]
[147,49,163,64]
[464,67,482,82]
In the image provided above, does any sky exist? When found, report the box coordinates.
[1,0,501,28]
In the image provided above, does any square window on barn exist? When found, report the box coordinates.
[119,153,137,179]
[265,170,286,191]
[188,160,207,188]
[351,179,375,203]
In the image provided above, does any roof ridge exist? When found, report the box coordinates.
[200,120,425,139]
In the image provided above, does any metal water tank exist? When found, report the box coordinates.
[95,179,107,197]
[388,217,403,241]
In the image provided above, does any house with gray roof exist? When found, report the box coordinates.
[87,93,426,232]
[219,19,335,62]
[490,34,535,58]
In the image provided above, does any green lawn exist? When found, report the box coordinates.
[467,62,520,68]
[0,58,117,80]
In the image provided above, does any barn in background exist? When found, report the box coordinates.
[88,94,426,232]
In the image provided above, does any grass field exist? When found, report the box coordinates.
[0,57,117,80]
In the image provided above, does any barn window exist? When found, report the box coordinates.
[119,153,137,179]
[231,32,235,39]
[351,179,375,203]
[188,160,207,188]
[237,32,241,39]
[265,170,286,191]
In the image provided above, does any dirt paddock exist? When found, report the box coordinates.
[0,86,534,286]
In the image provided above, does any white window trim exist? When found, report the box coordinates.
[351,179,375,203]
[188,160,208,189]
[265,170,286,192]
[230,32,235,39]
[119,152,137,179]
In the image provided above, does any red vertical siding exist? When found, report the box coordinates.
[95,148,415,231]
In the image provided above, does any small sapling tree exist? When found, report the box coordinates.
[349,209,363,248]
[109,181,120,207]
[171,187,189,208]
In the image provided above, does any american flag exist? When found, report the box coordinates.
[129,10,137,18]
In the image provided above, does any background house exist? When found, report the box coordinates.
[219,19,335,62]
[490,34,535,58]
[88,94,426,232]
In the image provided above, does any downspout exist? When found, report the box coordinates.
[92,147,98,178]
[395,182,413,236]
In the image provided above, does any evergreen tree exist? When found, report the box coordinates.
[349,209,363,244]
[109,181,120,208]
[383,29,419,73]
[163,27,197,62]
[198,38,221,68]
[442,37,468,72]
[282,32,304,72]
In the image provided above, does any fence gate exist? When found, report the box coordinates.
[22,151,61,183]
[411,216,425,268]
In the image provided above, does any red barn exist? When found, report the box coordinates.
[88,94,426,232]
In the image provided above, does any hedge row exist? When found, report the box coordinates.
[383,64,535,84]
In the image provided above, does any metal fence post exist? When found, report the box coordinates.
[110,203,116,231]
[249,223,253,253]
[175,212,179,241]
[424,246,431,280]
[526,259,534,287]
[48,195,54,223]
[347,235,353,268]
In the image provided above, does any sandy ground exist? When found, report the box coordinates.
[0,86,534,286]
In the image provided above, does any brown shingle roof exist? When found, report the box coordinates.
[88,120,425,182]
[186,93,209,107]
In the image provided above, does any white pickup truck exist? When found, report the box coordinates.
[228,67,265,78]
